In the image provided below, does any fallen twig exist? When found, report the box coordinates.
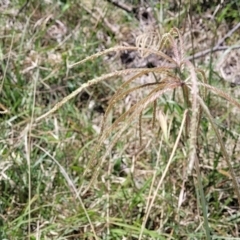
[187,22,240,61]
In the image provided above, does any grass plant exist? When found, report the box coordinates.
[1,0,240,239]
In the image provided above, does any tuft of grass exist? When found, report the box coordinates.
[1,0,240,239]
[36,26,240,238]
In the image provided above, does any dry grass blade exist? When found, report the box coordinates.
[184,60,200,174]
[35,67,171,123]
[69,46,177,69]
[199,82,240,109]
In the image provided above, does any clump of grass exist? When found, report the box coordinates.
[1,1,240,239]
[35,27,240,238]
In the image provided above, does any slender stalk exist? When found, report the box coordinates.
[195,155,211,239]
